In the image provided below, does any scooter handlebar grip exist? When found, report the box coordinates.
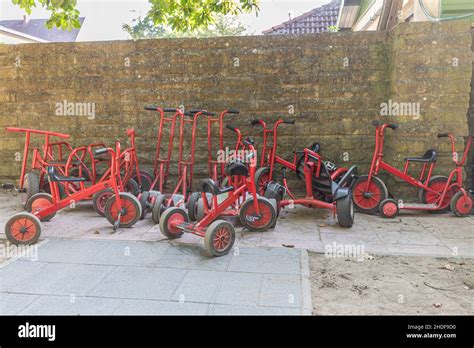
[437,133,449,138]
[163,108,177,112]
[226,125,237,132]
[227,109,240,114]
[284,119,295,125]
[372,120,380,127]
[250,119,261,126]
[184,112,195,117]
[389,124,399,129]
[202,111,215,116]
[144,106,158,111]
[94,148,108,155]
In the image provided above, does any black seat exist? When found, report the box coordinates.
[47,166,86,183]
[405,149,437,163]
[200,178,234,195]
[226,161,249,177]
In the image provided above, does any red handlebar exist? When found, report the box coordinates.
[5,127,70,139]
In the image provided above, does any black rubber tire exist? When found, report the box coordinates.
[159,207,187,239]
[204,220,236,257]
[138,191,151,220]
[254,167,271,196]
[5,212,42,245]
[378,198,399,219]
[352,175,388,214]
[239,196,277,232]
[21,171,40,208]
[25,193,56,222]
[151,194,166,224]
[132,170,154,192]
[125,178,139,196]
[450,191,473,217]
[187,192,201,222]
[336,194,355,227]
[92,188,114,217]
[40,179,66,199]
[418,175,453,213]
[104,192,142,228]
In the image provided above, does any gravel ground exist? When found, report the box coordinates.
[309,252,474,315]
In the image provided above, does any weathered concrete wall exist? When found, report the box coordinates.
[0,21,472,195]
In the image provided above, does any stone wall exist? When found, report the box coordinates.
[0,21,472,196]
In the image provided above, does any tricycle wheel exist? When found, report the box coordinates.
[151,194,166,224]
[124,178,139,196]
[104,192,142,228]
[187,192,201,221]
[92,188,114,216]
[450,191,472,217]
[159,207,187,239]
[138,191,151,220]
[352,175,388,214]
[378,198,399,219]
[336,194,355,227]
[21,171,40,208]
[204,220,235,257]
[5,212,42,245]
[26,193,56,222]
[239,196,276,232]
[132,170,154,192]
[254,167,271,196]
[419,175,455,213]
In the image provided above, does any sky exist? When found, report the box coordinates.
[0,0,330,41]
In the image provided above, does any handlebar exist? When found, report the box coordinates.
[226,125,238,132]
[144,106,158,111]
[251,119,262,126]
[227,109,240,114]
[5,127,71,139]
[187,110,216,117]
[94,148,108,156]
[372,121,398,130]
[283,119,295,125]
[437,133,449,138]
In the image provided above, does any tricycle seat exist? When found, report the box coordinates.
[404,149,437,163]
[47,166,86,183]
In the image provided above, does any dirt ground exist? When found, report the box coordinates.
[309,252,474,315]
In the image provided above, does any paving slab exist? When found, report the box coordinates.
[0,239,310,315]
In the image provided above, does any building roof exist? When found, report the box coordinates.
[263,0,341,35]
[0,17,84,42]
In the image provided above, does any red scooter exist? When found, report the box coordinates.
[352,121,472,217]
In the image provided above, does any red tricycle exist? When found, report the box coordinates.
[4,141,142,245]
[158,138,277,257]
[352,121,473,217]
[264,145,357,227]
[5,127,90,206]
[250,119,353,199]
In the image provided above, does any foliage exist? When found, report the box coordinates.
[11,0,259,31]
[123,14,249,39]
